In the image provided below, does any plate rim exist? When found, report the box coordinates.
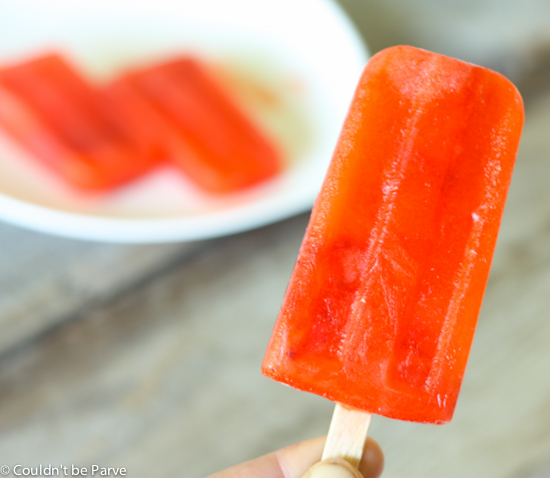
[0,0,368,243]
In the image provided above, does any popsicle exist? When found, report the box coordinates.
[0,54,162,191]
[106,57,282,193]
[262,45,523,469]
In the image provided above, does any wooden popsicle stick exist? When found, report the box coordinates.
[301,403,373,478]
[322,403,373,467]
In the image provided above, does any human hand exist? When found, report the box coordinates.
[207,435,383,478]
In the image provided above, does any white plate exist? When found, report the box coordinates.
[0,0,368,243]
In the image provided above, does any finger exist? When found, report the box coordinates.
[358,437,384,478]
[276,436,383,478]
[207,435,384,478]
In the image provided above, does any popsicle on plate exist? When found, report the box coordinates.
[262,46,524,424]
[107,57,282,193]
[0,54,162,191]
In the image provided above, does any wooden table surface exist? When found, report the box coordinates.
[2,2,550,477]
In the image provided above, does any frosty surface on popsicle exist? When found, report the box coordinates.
[262,46,524,424]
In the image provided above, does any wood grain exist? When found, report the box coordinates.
[0,226,199,356]
[322,403,372,467]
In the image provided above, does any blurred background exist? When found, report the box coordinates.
[2,1,550,477]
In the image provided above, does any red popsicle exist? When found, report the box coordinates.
[111,57,282,193]
[0,54,162,191]
[262,46,524,426]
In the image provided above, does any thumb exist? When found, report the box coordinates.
[299,438,383,478]
[301,458,364,478]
